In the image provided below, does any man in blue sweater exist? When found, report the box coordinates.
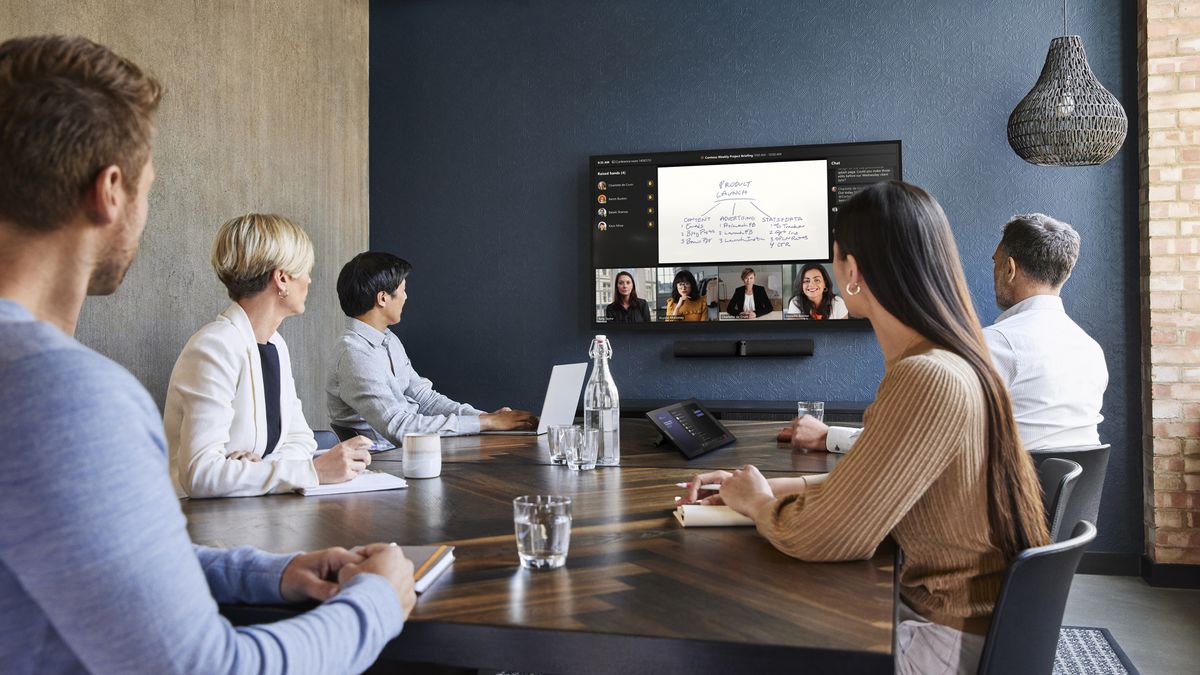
[0,35,414,673]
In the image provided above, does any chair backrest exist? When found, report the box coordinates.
[1037,458,1083,542]
[1030,444,1110,542]
[977,521,1097,675]
[312,430,339,450]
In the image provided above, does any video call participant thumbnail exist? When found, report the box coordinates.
[605,270,651,323]
[665,269,708,321]
[726,267,773,319]
[327,252,537,447]
[787,263,848,319]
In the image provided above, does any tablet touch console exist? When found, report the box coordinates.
[645,400,736,459]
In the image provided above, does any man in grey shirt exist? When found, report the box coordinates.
[327,252,537,448]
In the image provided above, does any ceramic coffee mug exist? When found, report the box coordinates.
[402,433,442,478]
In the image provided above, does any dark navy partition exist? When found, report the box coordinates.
[369,0,1139,554]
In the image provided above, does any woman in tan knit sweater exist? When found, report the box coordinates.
[686,181,1048,674]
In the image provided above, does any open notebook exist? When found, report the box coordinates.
[298,470,408,496]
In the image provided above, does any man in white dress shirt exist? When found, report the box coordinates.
[783,213,1108,452]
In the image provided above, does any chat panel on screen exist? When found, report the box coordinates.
[656,159,829,265]
[831,157,899,206]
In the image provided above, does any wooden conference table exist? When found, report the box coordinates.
[183,420,895,674]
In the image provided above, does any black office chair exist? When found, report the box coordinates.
[312,430,339,450]
[330,424,359,442]
[1030,444,1110,542]
[1036,458,1082,542]
[976,521,1096,675]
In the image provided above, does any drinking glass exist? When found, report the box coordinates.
[547,424,573,465]
[513,495,572,569]
[796,400,825,422]
[567,428,599,471]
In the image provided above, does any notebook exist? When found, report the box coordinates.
[673,504,754,527]
[298,470,408,496]
[405,544,456,594]
[481,362,588,436]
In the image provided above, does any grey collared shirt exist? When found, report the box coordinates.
[326,318,483,448]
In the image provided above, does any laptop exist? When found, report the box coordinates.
[482,362,588,435]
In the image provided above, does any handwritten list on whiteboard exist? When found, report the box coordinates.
[656,159,829,264]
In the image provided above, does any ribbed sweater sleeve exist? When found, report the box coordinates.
[757,351,973,561]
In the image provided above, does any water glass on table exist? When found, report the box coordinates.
[547,424,573,465]
[513,495,572,569]
[796,400,825,422]
[566,428,598,471]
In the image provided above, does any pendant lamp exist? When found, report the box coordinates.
[1007,0,1127,166]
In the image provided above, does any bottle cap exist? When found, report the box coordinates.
[595,335,607,341]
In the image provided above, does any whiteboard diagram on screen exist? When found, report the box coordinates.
[656,159,829,264]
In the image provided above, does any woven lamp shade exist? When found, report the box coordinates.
[1007,36,1127,166]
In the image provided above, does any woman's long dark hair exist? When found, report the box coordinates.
[790,263,834,318]
[670,270,700,303]
[834,181,1048,558]
[611,270,639,306]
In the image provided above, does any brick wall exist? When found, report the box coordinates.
[1140,0,1200,566]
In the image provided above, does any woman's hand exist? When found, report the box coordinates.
[314,436,373,483]
[227,450,261,462]
[682,470,732,504]
[719,465,775,518]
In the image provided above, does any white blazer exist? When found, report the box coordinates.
[164,303,318,498]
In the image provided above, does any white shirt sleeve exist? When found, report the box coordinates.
[983,326,1017,388]
[826,425,862,453]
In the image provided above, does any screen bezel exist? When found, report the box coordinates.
[588,139,901,331]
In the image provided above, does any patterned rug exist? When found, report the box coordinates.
[1054,626,1140,674]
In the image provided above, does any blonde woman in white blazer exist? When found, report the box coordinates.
[164,214,373,498]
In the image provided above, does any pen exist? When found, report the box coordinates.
[674,482,723,490]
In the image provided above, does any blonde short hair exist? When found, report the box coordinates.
[211,213,315,300]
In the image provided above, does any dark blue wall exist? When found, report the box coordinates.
[370,1,1140,554]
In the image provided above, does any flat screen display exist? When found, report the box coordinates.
[590,140,900,327]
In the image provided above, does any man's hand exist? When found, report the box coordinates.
[314,436,373,483]
[777,415,830,451]
[339,543,417,620]
[479,410,538,431]
[280,547,364,602]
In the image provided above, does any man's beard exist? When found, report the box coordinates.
[87,205,139,296]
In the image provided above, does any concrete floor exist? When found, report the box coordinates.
[1062,574,1200,675]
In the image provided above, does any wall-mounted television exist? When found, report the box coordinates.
[590,140,900,328]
